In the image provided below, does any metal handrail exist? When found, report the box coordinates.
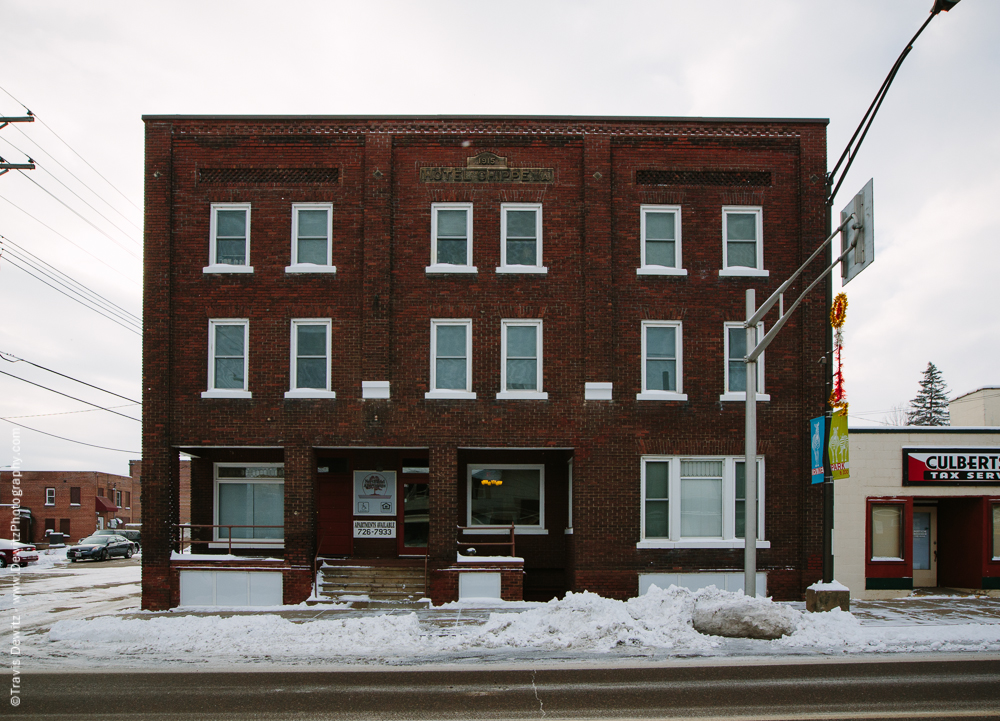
[174,523,284,555]
[456,524,516,558]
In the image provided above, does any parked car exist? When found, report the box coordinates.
[66,535,133,562]
[0,539,39,568]
[94,528,140,552]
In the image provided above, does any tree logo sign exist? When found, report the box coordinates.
[353,471,396,516]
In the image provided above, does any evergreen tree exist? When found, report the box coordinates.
[906,362,951,426]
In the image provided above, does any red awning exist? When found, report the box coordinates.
[95,496,118,513]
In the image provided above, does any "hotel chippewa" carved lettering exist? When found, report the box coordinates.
[419,151,554,184]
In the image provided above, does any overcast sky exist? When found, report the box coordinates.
[1,0,997,475]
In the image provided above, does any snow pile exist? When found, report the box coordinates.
[783,608,1000,654]
[462,587,714,652]
[691,587,799,639]
[807,580,849,592]
[50,612,429,660]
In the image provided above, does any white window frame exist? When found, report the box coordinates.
[719,206,767,277]
[637,205,686,276]
[721,322,770,402]
[45,488,55,506]
[285,319,336,399]
[115,490,123,508]
[465,463,547,535]
[202,319,252,399]
[497,203,546,274]
[212,463,284,548]
[286,203,336,274]
[205,203,253,274]
[427,202,477,274]
[498,319,547,400]
[426,319,476,399]
[638,456,768,549]
[637,321,687,401]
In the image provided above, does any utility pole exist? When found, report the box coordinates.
[0,113,36,177]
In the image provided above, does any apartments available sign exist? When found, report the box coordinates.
[903,447,1000,486]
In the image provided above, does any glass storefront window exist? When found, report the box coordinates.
[871,504,904,560]
[469,466,542,528]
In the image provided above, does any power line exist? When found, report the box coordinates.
[0,351,140,404]
[17,170,141,259]
[1,132,141,240]
[0,417,139,454]
[1,254,142,335]
[0,368,141,422]
[5,127,141,231]
[0,235,140,323]
[0,85,30,113]
[0,193,141,287]
[34,114,140,211]
[2,403,140,420]
[1,237,141,323]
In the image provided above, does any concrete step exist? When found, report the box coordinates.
[318,564,426,601]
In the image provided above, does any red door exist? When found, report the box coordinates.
[317,474,352,556]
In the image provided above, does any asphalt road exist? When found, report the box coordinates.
[13,658,1000,720]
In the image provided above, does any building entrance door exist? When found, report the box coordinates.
[317,473,353,556]
[913,507,937,587]
[398,481,429,556]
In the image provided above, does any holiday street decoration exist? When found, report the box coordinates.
[829,292,848,414]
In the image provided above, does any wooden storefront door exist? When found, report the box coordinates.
[317,473,353,556]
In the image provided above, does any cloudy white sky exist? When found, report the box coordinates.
[1,0,997,475]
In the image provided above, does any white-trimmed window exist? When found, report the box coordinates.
[45,488,55,506]
[426,319,475,399]
[427,203,476,273]
[638,321,686,401]
[285,319,336,399]
[639,456,766,549]
[115,490,123,508]
[720,206,766,276]
[498,319,547,400]
[721,322,769,401]
[466,464,546,534]
[498,203,546,273]
[638,205,686,276]
[286,204,335,273]
[214,463,284,547]
[205,204,252,273]
[203,319,251,399]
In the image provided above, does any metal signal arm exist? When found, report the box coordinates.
[745,213,858,362]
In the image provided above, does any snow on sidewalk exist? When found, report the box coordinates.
[40,585,1000,667]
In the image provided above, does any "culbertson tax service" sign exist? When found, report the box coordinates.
[903,447,1000,486]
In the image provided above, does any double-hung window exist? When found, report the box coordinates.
[721,322,769,401]
[428,203,476,273]
[286,319,336,399]
[638,321,686,401]
[498,203,546,273]
[466,464,545,533]
[720,206,767,276]
[498,320,547,399]
[206,204,252,273]
[638,205,686,275]
[287,204,336,273]
[426,319,475,399]
[639,456,766,548]
[45,488,55,506]
[214,463,284,546]
[203,319,251,399]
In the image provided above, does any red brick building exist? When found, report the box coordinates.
[0,470,137,543]
[141,115,830,609]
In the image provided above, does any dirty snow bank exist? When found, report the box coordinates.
[44,585,1000,665]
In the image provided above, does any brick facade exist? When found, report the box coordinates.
[142,116,830,609]
[0,470,136,543]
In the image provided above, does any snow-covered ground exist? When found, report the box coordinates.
[4,552,1000,669]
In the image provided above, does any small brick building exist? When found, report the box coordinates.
[141,115,831,609]
[0,470,137,543]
